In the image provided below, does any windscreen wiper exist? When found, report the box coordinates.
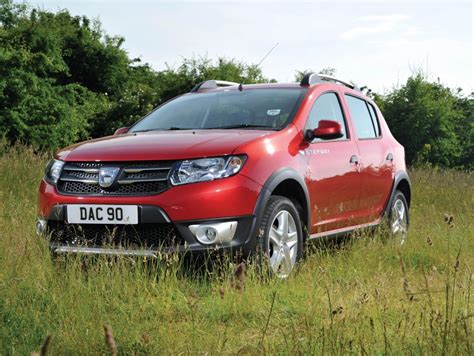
[132,127,192,133]
[208,124,277,130]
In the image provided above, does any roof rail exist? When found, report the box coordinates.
[300,73,360,91]
[190,80,240,92]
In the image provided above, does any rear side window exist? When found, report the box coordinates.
[367,103,381,137]
[305,92,347,141]
[345,95,379,139]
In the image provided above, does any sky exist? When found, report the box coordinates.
[30,0,473,94]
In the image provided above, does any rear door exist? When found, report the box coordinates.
[343,94,394,223]
[303,91,362,234]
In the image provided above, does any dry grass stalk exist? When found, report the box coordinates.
[454,259,460,272]
[234,262,246,282]
[399,255,415,301]
[219,286,225,299]
[444,213,455,228]
[359,292,370,305]
[31,335,52,356]
[332,306,344,315]
[187,295,198,311]
[231,262,246,293]
[260,290,277,349]
[140,332,150,345]
[104,325,117,356]
[374,288,381,300]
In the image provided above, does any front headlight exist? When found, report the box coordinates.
[170,155,246,186]
[44,159,65,184]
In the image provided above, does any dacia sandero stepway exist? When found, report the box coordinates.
[37,73,411,277]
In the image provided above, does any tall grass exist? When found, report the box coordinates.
[0,142,472,354]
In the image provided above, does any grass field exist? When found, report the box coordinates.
[0,143,473,354]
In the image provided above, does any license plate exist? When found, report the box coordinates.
[67,205,138,225]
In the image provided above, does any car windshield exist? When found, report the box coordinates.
[130,88,307,132]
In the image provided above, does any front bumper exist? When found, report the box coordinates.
[37,174,262,256]
[40,206,256,255]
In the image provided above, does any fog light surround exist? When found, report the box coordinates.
[189,221,238,245]
[36,217,47,236]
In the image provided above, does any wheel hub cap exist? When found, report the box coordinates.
[268,210,298,278]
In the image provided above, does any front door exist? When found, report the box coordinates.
[302,91,362,234]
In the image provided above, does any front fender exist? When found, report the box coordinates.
[252,167,310,230]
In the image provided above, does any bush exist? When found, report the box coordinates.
[374,74,473,169]
[0,1,269,146]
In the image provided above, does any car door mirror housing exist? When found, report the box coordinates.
[306,120,343,141]
[114,127,129,135]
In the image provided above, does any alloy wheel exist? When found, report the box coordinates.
[268,210,298,278]
[391,197,408,244]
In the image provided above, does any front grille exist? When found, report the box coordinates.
[57,161,175,196]
[58,181,168,195]
[48,222,184,249]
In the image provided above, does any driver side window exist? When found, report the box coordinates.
[305,92,348,141]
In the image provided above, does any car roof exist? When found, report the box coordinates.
[197,82,364,98]
[197,82,302,91]
[189,75,367,99]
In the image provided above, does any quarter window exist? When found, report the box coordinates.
[345,95,378,139]
[305,92,347,141]
[367,102,381,137]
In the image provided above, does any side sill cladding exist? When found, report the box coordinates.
[252,168,311,233]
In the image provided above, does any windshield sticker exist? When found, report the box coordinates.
[267,109,281,116]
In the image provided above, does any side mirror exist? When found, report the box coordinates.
[114,127,129,135]
[306,120,343,141]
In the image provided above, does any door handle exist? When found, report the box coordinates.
[386,153,394,162]
[349,155,359,164]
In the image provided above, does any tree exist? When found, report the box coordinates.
[376,74,470,168]
[0,1,120,149]
[453,92,474,169]
[0,1,270,145]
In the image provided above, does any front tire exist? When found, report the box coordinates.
[258,196,303,278]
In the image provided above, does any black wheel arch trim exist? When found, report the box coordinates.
[252,168,311,237]
[384,170,412,217]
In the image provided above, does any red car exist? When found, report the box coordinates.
[37,74,411,277]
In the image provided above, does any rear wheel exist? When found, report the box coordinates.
[258,196,303,278]
[388,190,409,244]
